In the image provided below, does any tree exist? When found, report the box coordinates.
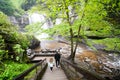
[0,0,15,16]
[0,12,30,62]
[101,0,120,25]
[36,0,111,62]
[21,0,36,11]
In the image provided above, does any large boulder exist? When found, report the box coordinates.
[29,38,40,49]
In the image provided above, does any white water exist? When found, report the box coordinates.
[55,18,62,25]
[29,13,46,24]
[29,12,53,40]
[35,33,49,40]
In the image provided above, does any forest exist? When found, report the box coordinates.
[0,0,120,80]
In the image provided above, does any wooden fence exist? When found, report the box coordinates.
[13,59,47,80]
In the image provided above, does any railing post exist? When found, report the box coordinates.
[41,63,43,69]
[36,67,37,74]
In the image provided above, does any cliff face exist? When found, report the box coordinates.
[29,12,53,29]
[9,14,29,31]
[9,12,55,31]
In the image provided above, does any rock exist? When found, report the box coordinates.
[9,13,29,31]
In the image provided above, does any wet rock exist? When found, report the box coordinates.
[93,44,107,50]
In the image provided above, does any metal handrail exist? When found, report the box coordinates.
[13,59,46,80]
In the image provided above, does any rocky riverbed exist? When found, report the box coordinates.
[32,40,120,79]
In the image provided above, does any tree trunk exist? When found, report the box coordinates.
[68,28,74,61]
[69,1,87,62]
[63,0,86,62]
[73,25,82,59]
[62,0,74,61]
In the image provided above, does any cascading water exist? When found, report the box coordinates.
[55,18,62,25]
[29,13,46,24]
[28,12,53,40]
[28,12,65,41]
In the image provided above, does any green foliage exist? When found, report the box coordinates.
[20,35,30,49]
[0,35,5,50]
[9,0,25,16]
[92,38,120,52]
[25,22,43,35]
[36,0,115,57]
[21,0,36,11]
[0,50,5,61]
[33,0,120,54]
[0,61,5,74]
[0,35,6,61]
[0,11,10,25]
[0,12,10,61]
[43,22,70,36]
[98,0,120,42]
[36,0,112,37]
[0,0,26,16]
[84,28,111,37]
[113,29,120,36]
[13,44,24,55]
[13,44,24,62]
[0,0,15,16]
[0,60,33,80]
[0,12,30,62]
[12,32,30,49]
[102,0,120,24]
[0,12,18,37]
[29,5,49,14]
[0,12,30,46]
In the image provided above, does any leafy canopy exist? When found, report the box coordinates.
[36,0,112,38]
[0,0,15,16]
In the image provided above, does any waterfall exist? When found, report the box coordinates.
[29,13,45,24]
[9,16,18,25]
[41,18,53,29]
[55,18,62,25]
[28,12,53,40]
[29,12,53,29]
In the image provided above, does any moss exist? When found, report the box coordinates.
[91,38,120,52]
